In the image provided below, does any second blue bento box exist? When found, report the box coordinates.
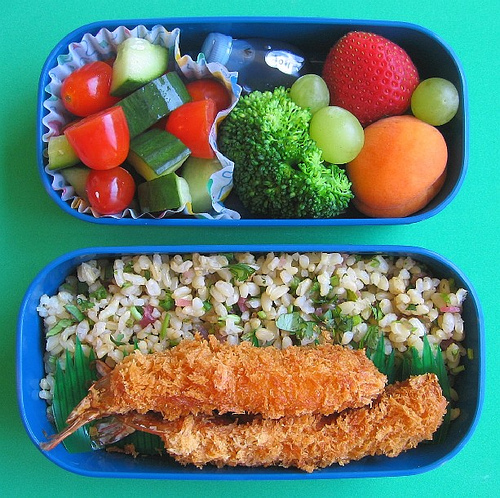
[17,244,483,479]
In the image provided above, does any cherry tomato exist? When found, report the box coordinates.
[64,106,130,170]
[61,61,121,117]
[85,167,136,214]
[166,99,217,159]
[186,78,232,113]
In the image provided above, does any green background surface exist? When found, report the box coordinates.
[2,0,498,496]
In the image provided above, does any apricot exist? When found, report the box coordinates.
[346,115,448,218]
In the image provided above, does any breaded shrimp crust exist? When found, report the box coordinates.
[125,374,446,473]
[41,336,386,450]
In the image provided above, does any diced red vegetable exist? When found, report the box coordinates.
[237,297,248,313]
[139,305,156,327]
[175,298,192,307]
[440,306,461,313]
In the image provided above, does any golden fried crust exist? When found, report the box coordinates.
[145,374,447,472]
[99,336,386,420]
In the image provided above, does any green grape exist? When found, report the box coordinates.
[309,106,364,164]
[411,77,459,126]
[289,74,330,114]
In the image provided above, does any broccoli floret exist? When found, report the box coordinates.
[218,86,353,218]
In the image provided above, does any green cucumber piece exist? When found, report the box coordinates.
[138,173,191,213]
[60,165,90,200]
[128,128,191,181]
[111,37,169,97]
[180,157,221,213]
[116,72,191,138]
[48,135,79,170]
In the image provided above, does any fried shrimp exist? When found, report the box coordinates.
[122,374,447,472]
[41,336,386,451]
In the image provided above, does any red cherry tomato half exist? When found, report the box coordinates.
[64,106,130,170]
[61,61,121,117]
[85,166,136,214]
[186,78,232,113]
[166,99,217,159]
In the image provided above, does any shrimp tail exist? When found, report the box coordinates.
[41,376,113,451]
[40,408,103,451]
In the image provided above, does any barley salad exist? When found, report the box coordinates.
[37,250,468,423]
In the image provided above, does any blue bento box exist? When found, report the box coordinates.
[17,244,483,479]
[37,17,468,226]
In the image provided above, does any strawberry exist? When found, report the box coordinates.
[322,31,419,126]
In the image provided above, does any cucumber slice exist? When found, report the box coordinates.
[60,165,90,200]
[180,157,222,213]
[116,72,191,138]
[138,173,191,213]
[48,135,80,170]
[128,128,191,181]
[111,37,169,97]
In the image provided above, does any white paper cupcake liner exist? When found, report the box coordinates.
[42,24,242,220]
